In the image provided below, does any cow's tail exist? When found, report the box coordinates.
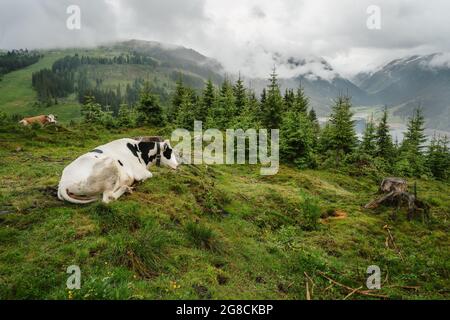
[57,184,97,204]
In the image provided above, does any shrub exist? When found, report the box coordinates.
[299,193,321,231]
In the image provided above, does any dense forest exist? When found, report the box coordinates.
[31,53,164,109]
[76,68,450,182]
[0,49,41,79]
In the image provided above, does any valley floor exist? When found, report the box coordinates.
[0,124,449,299]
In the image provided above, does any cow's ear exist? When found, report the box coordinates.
[164,139,171,147]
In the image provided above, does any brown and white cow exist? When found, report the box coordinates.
[19,114,57,126]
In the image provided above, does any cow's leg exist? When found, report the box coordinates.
[102,162,134,203]
[102,185,130,203]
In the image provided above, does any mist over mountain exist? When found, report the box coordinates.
[242,51,450,131]
[353,54,450,130]
[110,41,450,130]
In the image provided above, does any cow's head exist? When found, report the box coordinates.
[160,140,179,169]
[46,114,57,124]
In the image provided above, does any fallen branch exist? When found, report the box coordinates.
[304,272,315,300]
[383,224,404,261]
[318,271,388,299]
[306,279,311,300]
[343,286,363,300]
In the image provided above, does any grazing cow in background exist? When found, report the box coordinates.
[19,114,57,126]
[58,138,179,204]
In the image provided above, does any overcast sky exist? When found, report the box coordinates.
[1,0,450,78]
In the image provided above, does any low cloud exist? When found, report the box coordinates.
[1,0,450,78]
[425,53,450,69]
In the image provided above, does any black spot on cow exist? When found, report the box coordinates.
[149,153,157,163]
[127,143,139,157]
[138,141,156,165]
[118,160,123,167]
[127,143,142,164]
[163,144,173,159]
[90,149,103,154]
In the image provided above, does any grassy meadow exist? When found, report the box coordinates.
[0,123,448,300]
[0,49,449,300]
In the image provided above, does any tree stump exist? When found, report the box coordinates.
[364,178,430,221]
[379,177,408,193]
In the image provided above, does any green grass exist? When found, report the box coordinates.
[0,51,448,299]
[0,51,83,123]
[0,47,207,125]
[0,123,448,300]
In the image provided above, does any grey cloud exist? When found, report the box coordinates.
[1,0,450,78]
[0,0,118,49]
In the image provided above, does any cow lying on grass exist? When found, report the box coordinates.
[58,138,179,204]
[19,114,57,126]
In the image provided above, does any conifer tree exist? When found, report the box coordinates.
[375,106,394,161]
[206,79,235,129]
[327,95,357,165]
[308,108,320,148]
[169,77,186,121]
[397,107,428,176]
[81,95,103,124]
[318,123,334,154]
[233,74,247,113]
[221,78,237,123]
[176,91,196,130]
[360,115,377,157]
[261,68,284,129]
[280,110,315,168]
[117,104,134,127]
[136,82,164,127]
[283,89,295,111]
[427,134,450,181]
[294,86,309,114]
[402,107,427,154]
[199,79,216,122]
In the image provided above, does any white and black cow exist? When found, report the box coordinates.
[58,138,178,204]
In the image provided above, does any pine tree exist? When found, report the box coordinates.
[327,95,357,165]
[261,68,284,129]
[427,134,450,181]
[176,91,196,130]
[222,79,237,122]
[360,114,377,157]
[207,79,236,129]
[199,79,215,122]
[318,123,334,154]
[398,107,428,176]
[169,77,186,121]
[280,110,315,168]
[402,107,427,154]
[283,89,295,111]
[229,90,261,130]
[117,104,134,127]
[376,106,394,161]
[308,108,320,148]
[136,82,164,127]
[294,86,309,114]
[81,95,103,124]
[233,74,247,112]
